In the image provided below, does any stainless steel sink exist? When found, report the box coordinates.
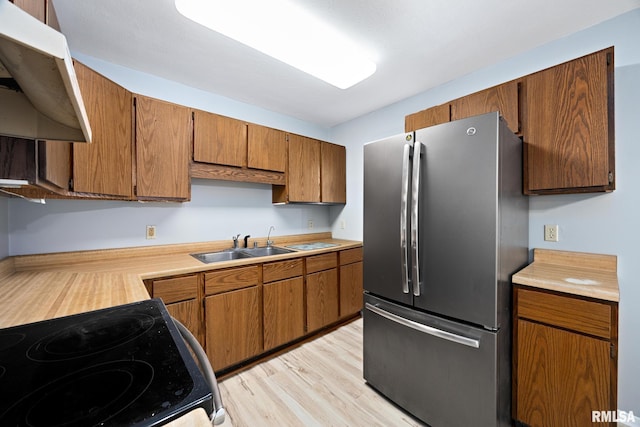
[191,250,254,264]
[242,246,295,257]
[191,246,295,264]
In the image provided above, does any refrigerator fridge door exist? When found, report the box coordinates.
[363,293,510,427]
[363,133,414,306]
[413,112,520,329]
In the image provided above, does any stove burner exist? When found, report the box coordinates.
[1,360,154,427]
[27,313,155,362]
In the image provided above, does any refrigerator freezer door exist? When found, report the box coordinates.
[363,133,414,306]
[414,112,514,329]
[363,294,511,427]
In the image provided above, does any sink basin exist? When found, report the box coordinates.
[191,246,295,264]
[191,250,253,264]
[242,246,295,257]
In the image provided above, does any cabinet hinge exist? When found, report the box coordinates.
[68,178,73,191]
[606,52,612,66]
[610,343,617,359]
[133,185,137,196]
[608,171,614,184]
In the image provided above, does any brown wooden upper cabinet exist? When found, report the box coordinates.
[405,47,614,195]
[321,142,346,204]
[405,103,450,132]
[135,95,191,201]
[273,134,346,204]
[451,80,520,134]
[11,0,46,23]
[193,110,247,168]
[72,61,133,198]
[247,124,287,173]
[523,47,614,194]
[285,133,321,203]
[405,81,519,134]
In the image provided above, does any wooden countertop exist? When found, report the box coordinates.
[512,248,619,302]
[0,232,362,328]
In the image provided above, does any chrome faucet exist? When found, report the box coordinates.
[232,234,241,249]
[266,225,275,247]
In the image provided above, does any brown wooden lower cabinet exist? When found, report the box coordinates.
[513,285,618,427]
[205,286,263,372]
[147,247,362,373]
[263,277,305,351]
[339,248,363,318]
[147,274,203,346]
[306,268,339,332]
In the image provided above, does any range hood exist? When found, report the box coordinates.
[0,1,91,142]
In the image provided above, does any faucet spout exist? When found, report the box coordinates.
[266,225,275,247]
[243,235,251,248]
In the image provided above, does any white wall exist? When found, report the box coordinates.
[330,10,640,424]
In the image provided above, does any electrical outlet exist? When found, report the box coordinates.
[340,220,346,229]
[544,224,559,242]
[146,225,157,240]
[307,219,314,229]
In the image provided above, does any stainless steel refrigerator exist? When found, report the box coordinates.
[363,112,528,427]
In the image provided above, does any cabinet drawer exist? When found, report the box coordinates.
[263,258,303,283]
[152,275,198,304]
[205,266,259,295]
[339,247,363,265]
[306,252,338,274]
[516,287,612,339]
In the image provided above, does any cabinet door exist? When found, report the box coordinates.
[306,268,339,332]
[73,62,133,197]
[321,142,346,204]
[166,299,204,348]
[516,319,611,427]
[523,47,614,194]
[135,95,191,200]
[263,277,304,351]
[193,110,247,167]
[205,286,263,371]
[451,81,519,134]
[38,140,71,190]
[288,133,321,203]
[405,103,450,132]
[247,124,286,172]
[11,0,46,22]
[339,261,363,318]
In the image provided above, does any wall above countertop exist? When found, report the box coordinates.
[6,180,332,256]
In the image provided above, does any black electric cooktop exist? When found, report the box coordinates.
[0,299,212,427]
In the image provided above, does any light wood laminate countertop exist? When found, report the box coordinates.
[0,232,362,328]
[512,248,619,302]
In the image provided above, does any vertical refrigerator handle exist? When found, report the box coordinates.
[411,141,422,296]
[400,142,411,294]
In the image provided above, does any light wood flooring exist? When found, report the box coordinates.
[217,318,425,427]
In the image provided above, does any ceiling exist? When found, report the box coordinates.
[50,0,640,128]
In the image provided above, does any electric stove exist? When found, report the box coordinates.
[0,298,213,426]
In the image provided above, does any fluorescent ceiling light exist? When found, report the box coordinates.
[175,0,376,89]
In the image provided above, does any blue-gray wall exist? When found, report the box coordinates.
[329,10,640,424]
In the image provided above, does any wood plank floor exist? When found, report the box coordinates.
[217,318,425,427]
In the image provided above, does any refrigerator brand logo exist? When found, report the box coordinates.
[591,410,636,422]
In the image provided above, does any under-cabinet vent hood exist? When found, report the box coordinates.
[0,1,91,142]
